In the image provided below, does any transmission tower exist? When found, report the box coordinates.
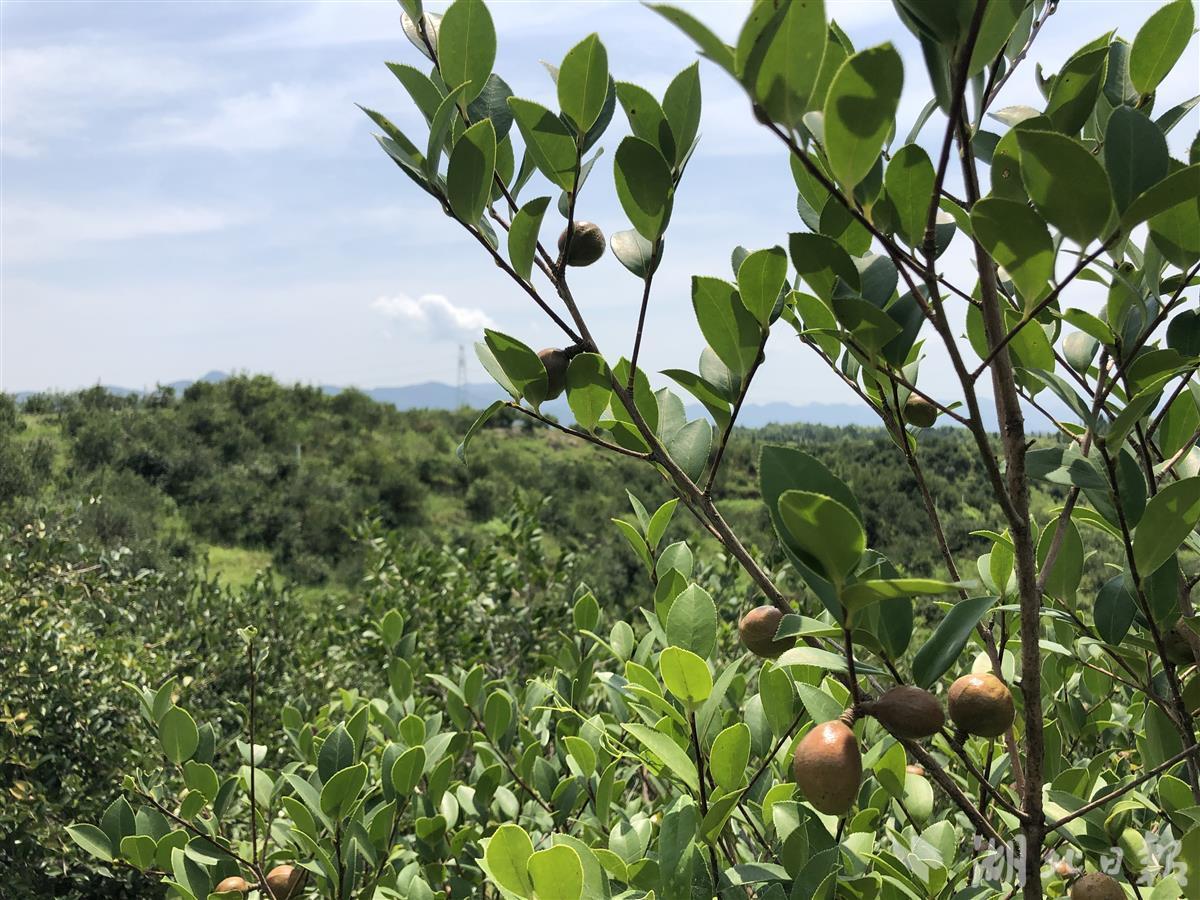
[456,344,468,409]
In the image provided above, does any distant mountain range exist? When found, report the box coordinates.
[14,370,1074,433]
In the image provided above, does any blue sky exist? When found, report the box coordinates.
[2,0,1197,405]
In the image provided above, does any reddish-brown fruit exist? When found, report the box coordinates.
[1054,859,1075,877]
[265,865,305,900]
[738,605,795,658]
[862,686,945,739]
[214,876,252,895]
[537,348,570,401]
[1070,872,1125,900]
[948,673,1015,738]
[558,221,606,266]
[792,720,862,815]
[905,764,925,777]
[904,395,938,428]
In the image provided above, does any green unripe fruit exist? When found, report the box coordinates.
[214,877,252,895]
[737,605,795,658]
[538,348,570,401]
[265,864,305,899]
[793,720,862,815]
[863,685,945,739]
[1069,872,1125,900]
[559,221,606,266]
[948,673,1015,738]
[904,395,938,428]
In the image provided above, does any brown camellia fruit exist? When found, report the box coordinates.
[738,605,795,658]
[905,764,925,776]
[558,221,606,266]
[265,865,305,900]
[1163,620,1196,666]
[904,395,938,428]
[948,673,1015,738]
[862,685,945,739]
[1070,872,1125,900]
[538,348,570,401]
[214,876,252,895]
[792,720,862,815]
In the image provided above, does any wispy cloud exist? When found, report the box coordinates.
[371,294,494,342]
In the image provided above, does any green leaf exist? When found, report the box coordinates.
[391,745,426,795]
[665,417,712,483]
[1121,163,1200,231]
[1017,130,1114,246]
[753,0,827,127]
[615,82,676,163]
[387,62,443,124]
[484,330,548,406]
[507,98,577,191]
[1045,45,1108,135]
[647,3,736,75]
[424,83,471,180]
[467,72,515,142]
[662,62,703,166]
[506,196,550,282]
[840,578,966,616]
[528,845,584,900]
[67,824,113,862]
[691,276,762,377]
[1104,106,1168,212]
[565,353,612,431]
[1094,576,1137,645]
[777,490,865,586]
[1148,169,1200,269]
[320,762,367,817]
[659,646,713,705]
[1133,477,1200,579]
[621,723,700,792]
[485,824,535,897]
[823,43,904,189]
[447,119,496,224]
[614,136,673,240]
[665,584,718,658]
[966,0,1023,77]
[1130,0,1195,95]
[970,197,1054,306]
[484,690,514,739]
[120,835,156,870]
[788,232,859,303]
[884,144,935,247]
[160,706,199,764]
[558,34,609,133]
[911,596,996,688]
[737,247,788,327]
[610,228,658,279]
[437,0,496,103]
[709,723,751,791]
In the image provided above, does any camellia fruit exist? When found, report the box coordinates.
[1163,620,1196,666]
[737,605,795,658]
[1069,872,1125,900]
[792,720,862,815]
[537,348,570,401]
[947,672,1015,737]
[214,876,252,895]
[862,685,945,739]
[904,395,938,428]
[558,221,606,266]
[265,865,305,900]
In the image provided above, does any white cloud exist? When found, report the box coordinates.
[2,200,245,263]
[371,293,494,342]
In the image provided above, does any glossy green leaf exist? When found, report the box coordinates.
[884,144,935,247]
[159,706,199,764]
[610,228,658,279]
[437,0,496,103]
[788,232,859,303]
[823,44,904,189]
[507,98,577,191]
[1133,477,1200,579]
[120,835,156,870]
[1104,106,1168,212]
[614,136,673,240]
[665,584,718,659]
[1130,0,1195,94]
[456,400,503,464]
[966,0,1023,76]
[777,489,865,586]
[528,844,584,900]
[970,197,1054,306]
[614,82,675,163]
[691,276,762,377]
[447,119,496,224]
[622,723,700,792]
[753,0,827,127]
[1017,130,1114,246]
[565,353,612,431]
[912,596,997,688]
[558,34,609,133]
[485,824,535,897]
[1120,163,1200,231]
[647,4,736,75]
[709,723,751,791]
[387,62,443,123]
[1045,45,1108,135]
[391,745,426,795]
[507,196,550,281]
[1094,575,1137,645]
[467,73,515,142]
[320,762,367,817]
[737,247,788,326]
[665,417,712,483]
[840,578,966,616]
[662,62,703,166]
[424,84,471,180]
[659,646,713,705]
[67,824,113,862]
[484,330,548,406]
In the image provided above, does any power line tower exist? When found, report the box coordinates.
[456,344,468,409]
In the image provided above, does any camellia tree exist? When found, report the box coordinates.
[69,0,1200,898]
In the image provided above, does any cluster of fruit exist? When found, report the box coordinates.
[211,864,304,898]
